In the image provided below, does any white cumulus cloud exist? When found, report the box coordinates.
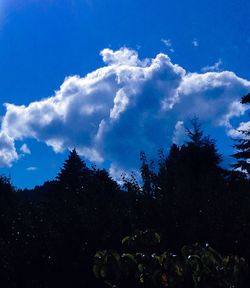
[0,47,249,177]
[172,121,186,145]
[0,131,18,167]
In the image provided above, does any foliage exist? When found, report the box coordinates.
[93,231,248,288]
[0,117,250,287]
[232,93,250,175]
[56,148,91,193]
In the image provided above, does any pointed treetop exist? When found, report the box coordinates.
[185,117,205,146]
[56,149,87,184]
[241,93,250,104]
[232,93,250,175]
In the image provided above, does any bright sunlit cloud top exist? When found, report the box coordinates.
[0,0,249,188]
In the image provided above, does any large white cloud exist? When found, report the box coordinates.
[0,131,18,167]
[0,47,250,175]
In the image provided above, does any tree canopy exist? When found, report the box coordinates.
[0,118,249,287]
[232,93,250,175]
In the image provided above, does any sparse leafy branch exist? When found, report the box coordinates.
[94,231,248,288]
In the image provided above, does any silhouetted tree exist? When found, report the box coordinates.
[140,151,158,199]
[56,149,91,194]
[232,93,250,175]
[1,118,250,287]
[0,175,15,212]
[176,119,223,243]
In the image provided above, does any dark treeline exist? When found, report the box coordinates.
[0,95,250,287]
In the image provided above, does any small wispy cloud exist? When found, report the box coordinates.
[26,166,37,171]
[20,143,31,155]
[161,38,175,52]
[192,39,199,47]
[201,59,223,72]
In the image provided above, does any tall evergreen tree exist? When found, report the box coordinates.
[232,93,250,175]
[56,149,90,193]
[169,119,223,243]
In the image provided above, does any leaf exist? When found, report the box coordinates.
[100,267,107,278]
[122,253,137,265]
[154,232,161,244]
[122,236,130,245]
[138,263,144,272]
[174,264,183,276]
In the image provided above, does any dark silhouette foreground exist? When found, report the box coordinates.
[0,94,249,287]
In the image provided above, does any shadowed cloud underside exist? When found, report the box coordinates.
[0,48,249,178]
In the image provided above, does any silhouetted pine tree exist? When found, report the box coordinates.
[184,117,222,169]
[177,119,223,243]
[56,149,90,193]
[152,119,225,246]
[232,93,250,175]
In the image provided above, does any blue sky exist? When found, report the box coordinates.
[0,0,250,188]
